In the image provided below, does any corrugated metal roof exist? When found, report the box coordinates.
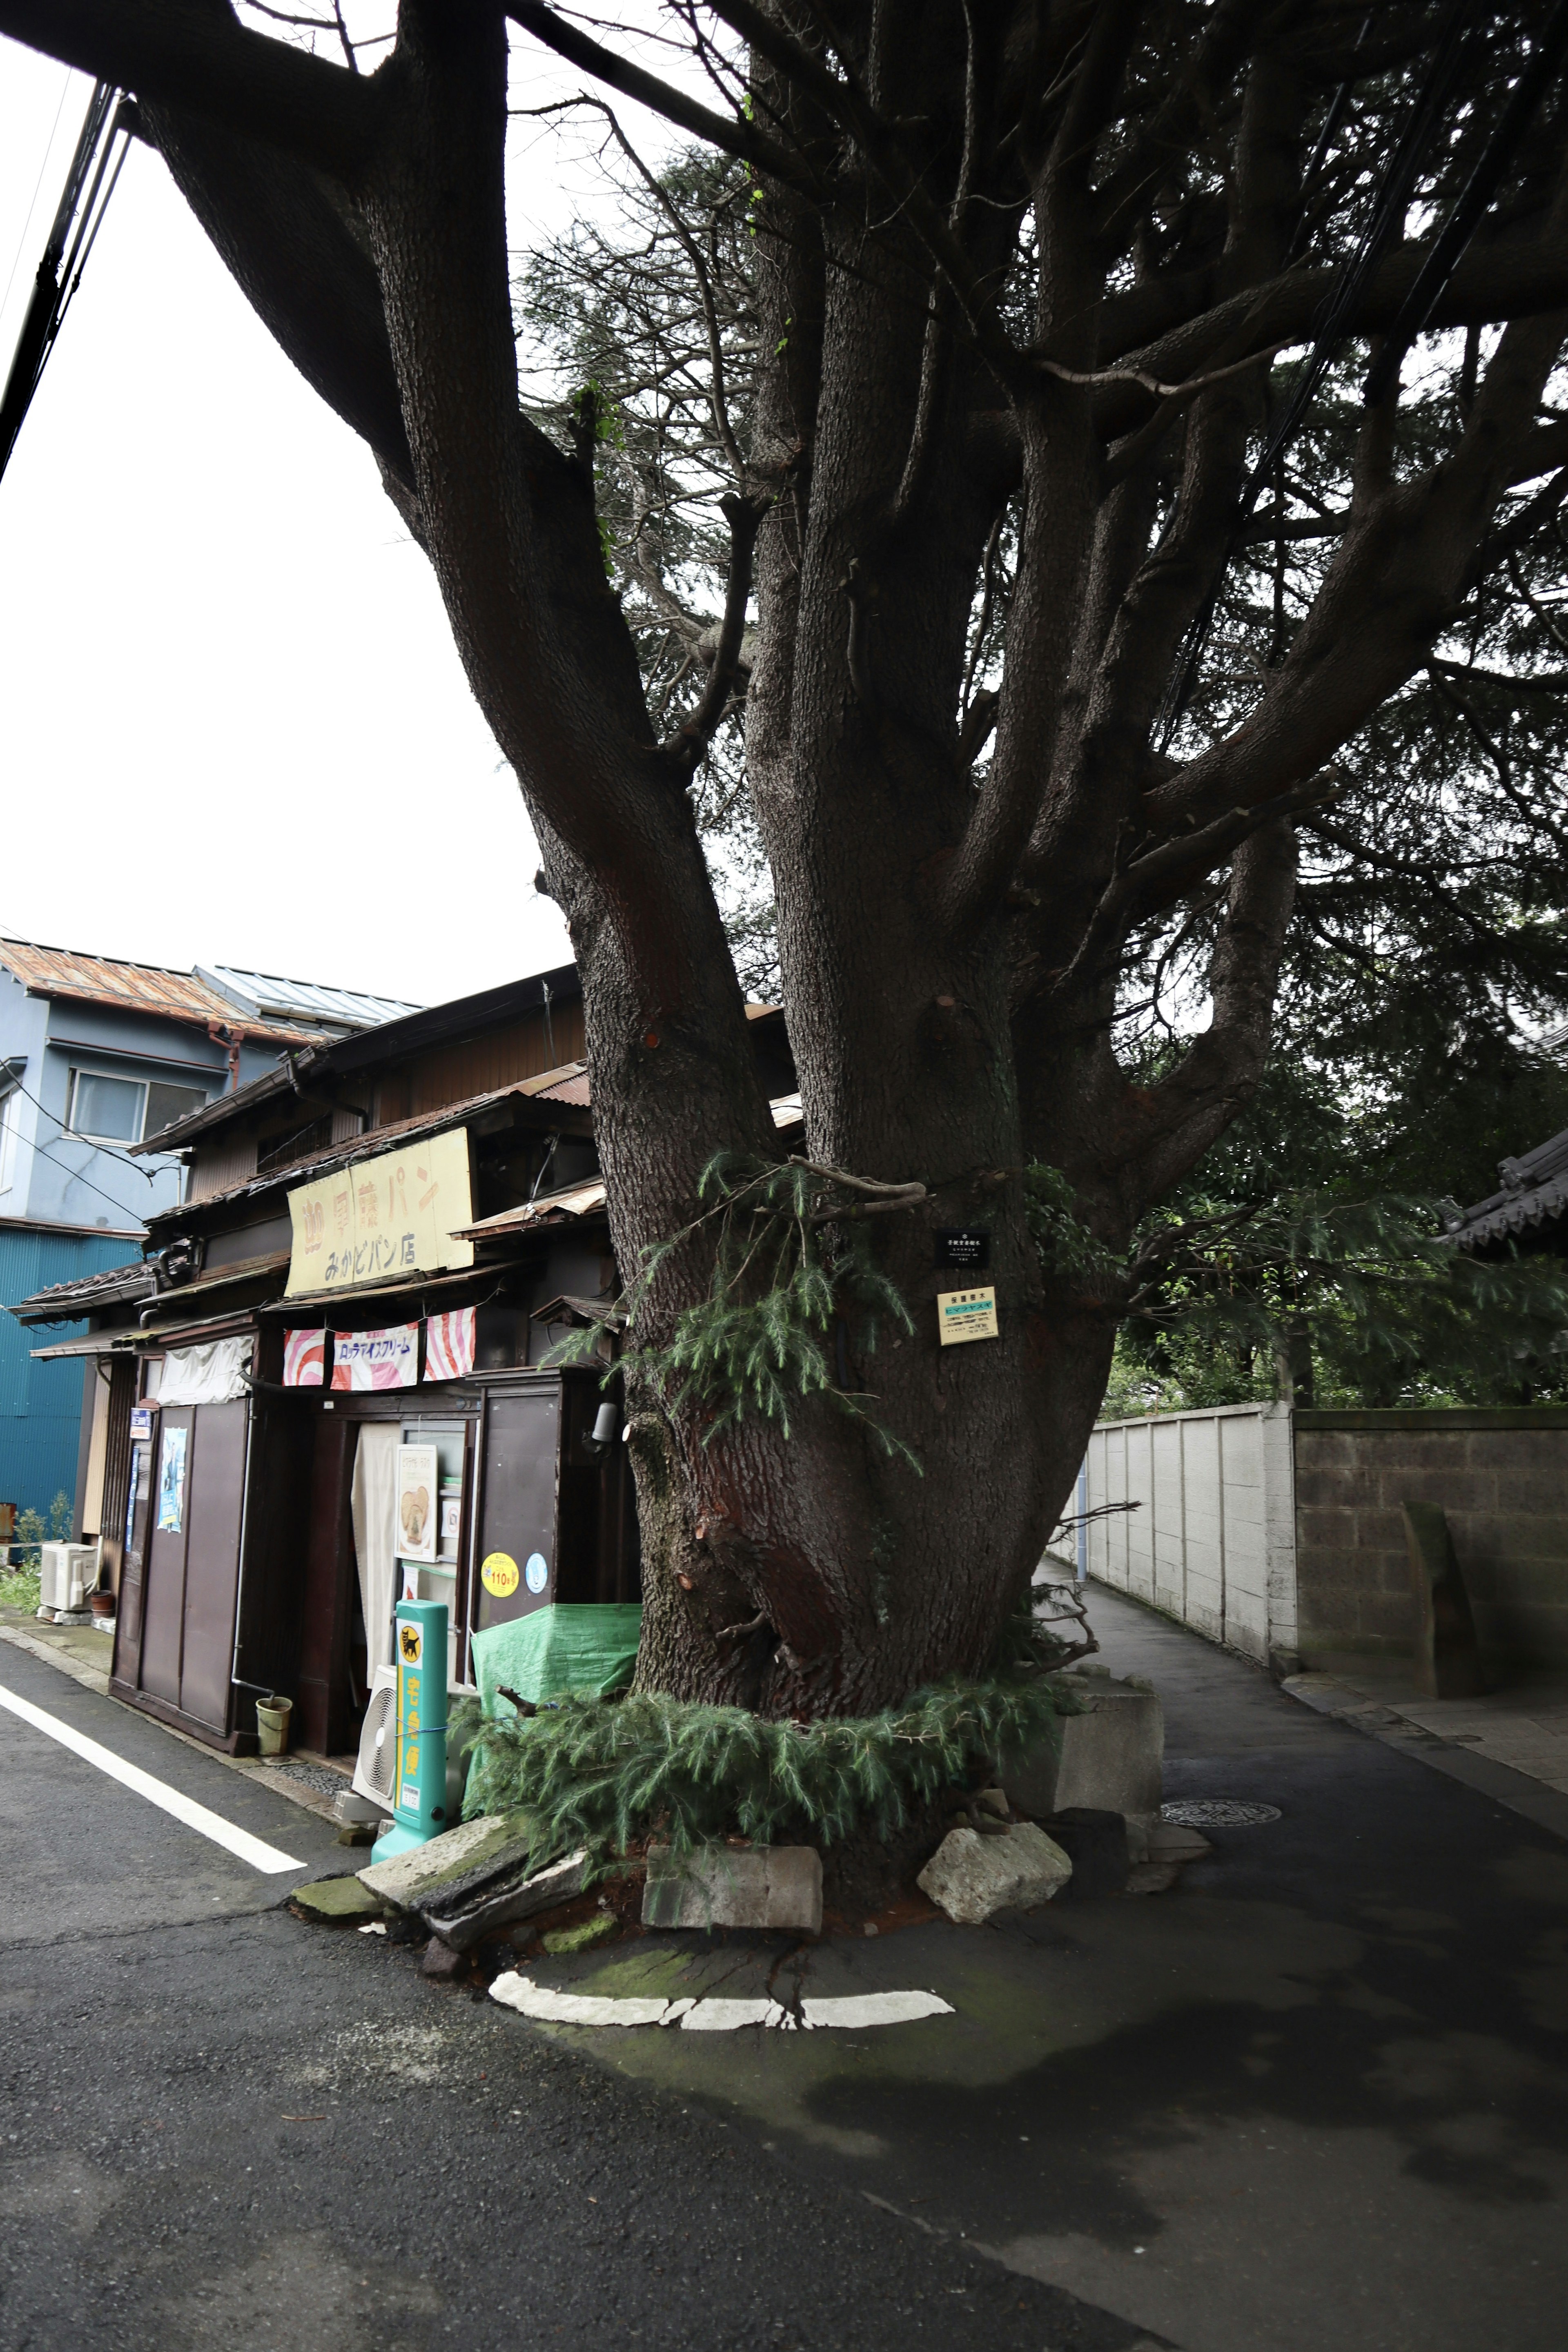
[0,937,317,1045]
[196,964,421,1036]
[453,1178,609,1238]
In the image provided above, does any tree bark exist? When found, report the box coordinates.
[5,0,1567,1713]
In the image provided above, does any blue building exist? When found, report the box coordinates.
[0,940,416,1530]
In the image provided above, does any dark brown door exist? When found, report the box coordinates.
[474,1386,561,1632]
[140,1409,194,1706]
[135,1401,249,1733]
[179,1400,247,1731]
[112,1432,154,1675]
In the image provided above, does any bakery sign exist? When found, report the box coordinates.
[285,1128,475,1297]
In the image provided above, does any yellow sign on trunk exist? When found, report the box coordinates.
[937,1285,999,1345]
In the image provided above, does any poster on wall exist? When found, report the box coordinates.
[156,1424,188,1533]
[396,1443,439,1564]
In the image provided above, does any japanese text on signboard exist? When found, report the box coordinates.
[285,1128,474,1296]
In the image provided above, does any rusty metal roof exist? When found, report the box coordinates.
[0,937,318,1045]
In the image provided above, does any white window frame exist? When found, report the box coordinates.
[63,1066,209,1148]
[0,1085,18,1193]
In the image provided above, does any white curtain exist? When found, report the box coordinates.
[157,1336,252,1407]
[350,1423,401,1674]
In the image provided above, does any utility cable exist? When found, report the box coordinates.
[0,82,129,492]
[0,1069,165,1184]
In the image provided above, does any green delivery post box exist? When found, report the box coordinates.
[373,1599,450,1860]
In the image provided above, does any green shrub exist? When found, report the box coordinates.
[0,1563,41,1614]
[457,1672,1079,1873]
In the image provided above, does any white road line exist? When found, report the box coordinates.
[0,1680,303,1875]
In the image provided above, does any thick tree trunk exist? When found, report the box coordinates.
[11,0,1566,1720]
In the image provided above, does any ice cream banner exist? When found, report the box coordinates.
[283,1327,326,1387]
[424,1305,476,1383]
[330,1323,419,1390]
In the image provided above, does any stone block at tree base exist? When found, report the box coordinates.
[358,1813,532,1914]
[916,1822,1072,1924]
[292,1875,387,1924]
[999,1673,1163,1854]
[424,1850,588,1951]
[641,1844,823,1933]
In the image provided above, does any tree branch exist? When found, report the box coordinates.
[1115,819,1299,1207]
[663,492,765,768]
[506,1,818,196]
[138,98,413,486]
[0,0,381,178]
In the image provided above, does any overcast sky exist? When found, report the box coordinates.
[0,23,689,1011]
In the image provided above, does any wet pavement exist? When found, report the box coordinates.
[4,1589,1567,2350]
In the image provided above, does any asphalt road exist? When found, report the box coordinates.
[0,1638,1151,2352]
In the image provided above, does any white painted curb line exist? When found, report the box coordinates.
[489,1971,953,2030]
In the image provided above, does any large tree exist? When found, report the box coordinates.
[9,0,1568,1714]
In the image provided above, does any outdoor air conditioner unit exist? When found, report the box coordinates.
[352,1664,399,1811]
[38,1542,99,1615]
[351,1661,475,1822]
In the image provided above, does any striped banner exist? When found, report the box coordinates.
[330,1324,419,1391]
[424,1305,476,1383]
[282,1328,326,1388]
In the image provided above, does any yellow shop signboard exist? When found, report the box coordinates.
[285,1127,474,1296]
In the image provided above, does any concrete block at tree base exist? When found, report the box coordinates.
[641,1844,823,1933]
[424,1849,588,1951]
[917,1823,1073,1924]
[998,1675,1164,1856]
[358,1813,533,1913]
[1403,1501,1486,1699]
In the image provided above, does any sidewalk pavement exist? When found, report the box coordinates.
[1284,1662,1568,1803]
[484,1586,1568,2352]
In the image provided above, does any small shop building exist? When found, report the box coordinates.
[13,966,797,1764]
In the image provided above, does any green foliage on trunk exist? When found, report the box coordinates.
[455,1669,1080,1872]
[552,1151,920,1465]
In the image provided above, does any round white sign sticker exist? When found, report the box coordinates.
[524,1552,549,1595]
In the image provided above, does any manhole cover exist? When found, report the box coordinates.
[1161,1800,1281,1827]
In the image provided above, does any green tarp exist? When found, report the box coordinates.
[471,1603,643,1717]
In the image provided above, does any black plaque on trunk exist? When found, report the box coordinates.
[935,1228,990,1271]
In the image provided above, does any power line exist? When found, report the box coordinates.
[0,82,131,492]
[1,1069,160,1183]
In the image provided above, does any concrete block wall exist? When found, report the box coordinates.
[1083,1404,1296,1668]
[1293,1410,1568,1672]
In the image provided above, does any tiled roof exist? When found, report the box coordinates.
[145,1066,593,1226]
[1451,1127,1568,1252]
[0,938,316,1045]
[11,1257,157,1321]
